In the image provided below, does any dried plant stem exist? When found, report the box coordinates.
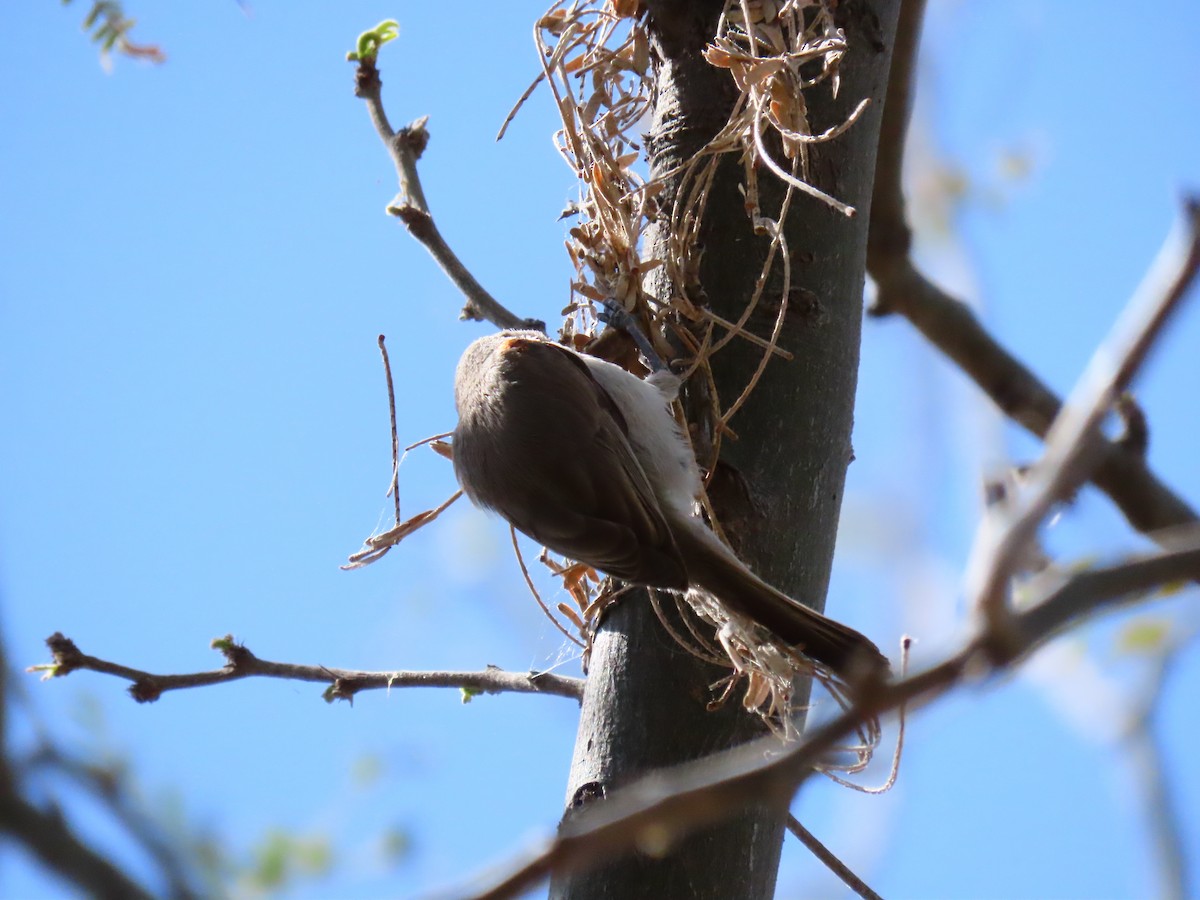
[510,527,587,649]
[377,334,401,525]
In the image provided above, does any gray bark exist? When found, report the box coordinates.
[550,2,901,897]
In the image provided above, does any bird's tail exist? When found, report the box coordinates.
[673,523,889,681]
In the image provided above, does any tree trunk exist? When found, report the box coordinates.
[550,2,901,897]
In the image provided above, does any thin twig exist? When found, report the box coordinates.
[353,57,543,332]
[31,633,584,704]
[750,94,856,217]
[496,69,546,141]
[700,308,794,359]
[378,334,401,525]
[1124,650,1191,900]
[510,526,587,649]
[786,814,882,900]
[872,260,1199,535]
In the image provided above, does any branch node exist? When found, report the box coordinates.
[211,634,255,671]
[395,116,430,159]
[43,632,83,676]
[353,56,381,100]
[128,679,162,704]
[392,205,433,234]
[325,678,360,705]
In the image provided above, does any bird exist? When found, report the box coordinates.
[451,330,888,680]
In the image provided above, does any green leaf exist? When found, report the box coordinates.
[460,685,482,704]
[348,19,399,62]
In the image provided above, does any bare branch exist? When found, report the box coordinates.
[1124,649,1192,900]
[0,787,156,900]
[20,745,207,900]
[786,814,883,900]
[459,650,968,900]
[1013,526,1200,658]
[31,633,583,704]
[456,529,1200,899]
[867,12,1200,547]
[865,0,924,266]
[353,57,544,332]
[969,198,1200,644]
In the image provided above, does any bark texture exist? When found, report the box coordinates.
[551,2,901,897]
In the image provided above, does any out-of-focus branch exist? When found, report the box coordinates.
[969,198,1200,645]
[0,639,158,899]
[352,54,544,332]
[1124,648,1191,900]
[0,787,156,900]
[1013,527,1200,658]
[461,650,968,900]
[865,0,924,266]
[458,526,1199,899]
[31,633,583,704]
[20,745,208,900]
[866,3,1200,545]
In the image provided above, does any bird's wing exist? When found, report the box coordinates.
[453,336,688,589]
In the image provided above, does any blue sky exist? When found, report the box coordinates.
[2,2,1198,898]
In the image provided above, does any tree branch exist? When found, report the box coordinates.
[866,4,1200,545]
[353,57,544,332]
[31,633,583,704]
[454,526,1200,900]
[1013,528,1200,657]
[0,786,156,900]
[1123,649,1191,900]
[968,198,1200,645]
[20,745,207,900]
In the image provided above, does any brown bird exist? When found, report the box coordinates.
[452,331,888,680]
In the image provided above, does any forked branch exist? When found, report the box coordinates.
[866,0,1200,545]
